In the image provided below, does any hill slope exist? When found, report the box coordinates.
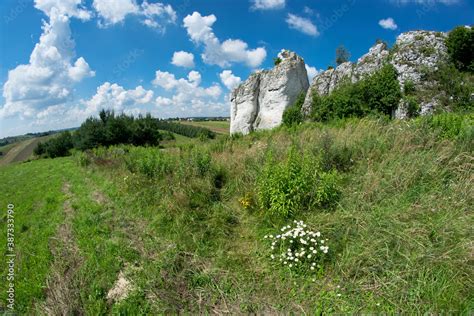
[0,117,472,314]
[0,135,55,166]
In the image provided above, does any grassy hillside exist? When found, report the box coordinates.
[0,116,472,314]
[178,120,230,134]
[0,135,56,166]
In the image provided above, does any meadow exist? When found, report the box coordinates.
[0,115,472,314]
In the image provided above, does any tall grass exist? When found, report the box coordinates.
[72,114,472,313]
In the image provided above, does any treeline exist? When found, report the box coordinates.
[155,121,216,139]
[34,110,214,158]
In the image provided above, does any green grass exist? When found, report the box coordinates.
[177,120,230,134]
[0,116,472,314]
[0,158,72,312]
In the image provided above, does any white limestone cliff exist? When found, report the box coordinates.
[230,50,309,134]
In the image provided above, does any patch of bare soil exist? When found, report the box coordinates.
[106,270,134,303]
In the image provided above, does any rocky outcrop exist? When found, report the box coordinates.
[390,31,448,117]
[302,31,449,118]
[301,42,390,115]
[230,50,309,134]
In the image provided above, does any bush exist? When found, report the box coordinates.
[124,147,173,178]
[131,114,163,146]
[433,63,474,111]
[257,147,340,218]
[273,57,282,66]
[34,132,74,158]
[282,93,305,127]
[336,45,350,66]
[311,64,401,121]
[446,26,474,72]
[403,80,416,95]
[403,95,420,117]
[415,112,474,140]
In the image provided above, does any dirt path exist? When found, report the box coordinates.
[41,182,84,315]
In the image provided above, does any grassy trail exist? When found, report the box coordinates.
[0,158,142,313]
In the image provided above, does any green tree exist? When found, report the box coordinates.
[335,45,350,66]
[446,26,474,72]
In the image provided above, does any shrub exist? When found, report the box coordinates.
[415,112,474,140]
[360,63,402,116]
[124,147,173,178]
[336,45,350,66]
[311,64,401,121]
[433,63,474,111]
[403,80,416,95]
[34,131,74,158]
[282,93,305,127]
[131,114,162,146]
[403,95,420,117]
[264,220,329,273]
[446,26,474,72]
[257,147,340,218]
[273,57,282,66]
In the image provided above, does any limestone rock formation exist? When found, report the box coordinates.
[301,42,390,115]
[230,50,309,134]
[390,31,448,117]
[302,31,448,118]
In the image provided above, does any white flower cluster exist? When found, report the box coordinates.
[264,220,329,270]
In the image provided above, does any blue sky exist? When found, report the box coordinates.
[0,0,472,137]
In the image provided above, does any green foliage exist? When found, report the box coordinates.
[446,26,474,72]
[2,116,473,313]
[124,146,173,178]
[403,95,420,117]
[432,63,474,111]
[403,80,416,95]
[415,112,474,140]
[257,146,340,218]
[34,131,74,158]
[311,64,401,121]
[74,110,164,150]
[273,57,282,66]
[35,111,199,158]
[282,93,305,127]
[335,45,350,66]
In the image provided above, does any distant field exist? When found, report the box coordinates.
[0,134,56,166]
[177,120,230,134]
[159,131,194,148]
[0,143,15,157]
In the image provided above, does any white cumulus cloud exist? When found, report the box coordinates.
[171,51,195,68]
[152,69,224,114]
[183,12,267,68]
[1,9,94,119]
[305,64,319,81]
[379,17,398,30]
[251,0,285,10]
[34,0,91,20]
[286,14,319,37]
[83,82,154,114]
[93,0,176,30]
[219,70,241,90]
